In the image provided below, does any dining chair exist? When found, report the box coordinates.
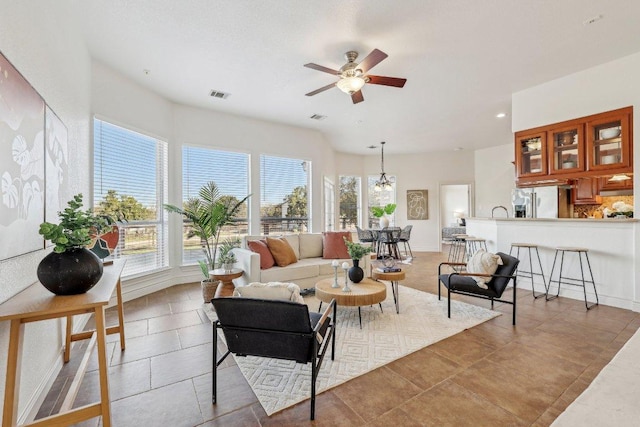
[399,225,413,258]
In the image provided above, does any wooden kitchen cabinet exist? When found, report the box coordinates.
[515,130,547,178]
[515,106,633,187]
[599,175,634,192]
[572,178,602,205]
[585,107,633,173]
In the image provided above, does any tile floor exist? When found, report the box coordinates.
[35,250,640,426]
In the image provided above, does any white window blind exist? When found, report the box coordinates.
[367,175,396,228]
[93,119,168,277]
[339,175,361,230]
[260,155,310,235]
[182,146,249,265]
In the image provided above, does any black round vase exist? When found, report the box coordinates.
[37,248,104,295]
[348,259,364,283]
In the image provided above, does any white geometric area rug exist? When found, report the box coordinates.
[207,285,500,416]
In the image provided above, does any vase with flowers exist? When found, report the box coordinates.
[343,237,373,283]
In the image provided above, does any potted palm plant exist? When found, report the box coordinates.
[164,181,250,302]
[38,194,113,295]
[218,238,240,272]
[371,203,397,228]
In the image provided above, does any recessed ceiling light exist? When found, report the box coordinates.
[454,147,464,151]
[496,113,507,118]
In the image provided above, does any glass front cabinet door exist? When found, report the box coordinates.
[516,131,547,178]
[548,125,584,175]
[586,107,632,172]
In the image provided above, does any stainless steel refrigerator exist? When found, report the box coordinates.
[512,186,571,218]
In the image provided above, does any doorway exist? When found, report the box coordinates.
[439,183,473,251]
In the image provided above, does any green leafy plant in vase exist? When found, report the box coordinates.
[38,194,114,295]
[371,203,397,228]
[343,237,372,283]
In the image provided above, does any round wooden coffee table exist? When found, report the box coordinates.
[210,268,243,298]
[371,270,405,314]
[315,277,386,328]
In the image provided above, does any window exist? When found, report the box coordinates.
[324,177,335,231]
[93,119,168,277]
[339,175,361,230]
[260,155,310,234]
[367,175,396,228]
[182,146,250,264]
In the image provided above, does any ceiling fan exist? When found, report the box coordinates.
[304,49,407,104]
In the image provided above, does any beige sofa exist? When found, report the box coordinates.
[233,233,372,289]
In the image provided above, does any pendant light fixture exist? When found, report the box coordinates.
[374,141,393,191]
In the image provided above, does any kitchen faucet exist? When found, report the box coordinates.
[491,206,509,218]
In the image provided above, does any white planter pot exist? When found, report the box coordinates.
[379,216,390,229]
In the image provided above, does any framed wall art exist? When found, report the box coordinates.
[45,105,69,225]
[407,189,428,220]
[0,51,45,260]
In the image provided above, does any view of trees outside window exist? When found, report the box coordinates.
[93,119,168,277]
[182,146,249,265]
[260,155,310,234]
[339,176,360,230]
[367,175,396,227]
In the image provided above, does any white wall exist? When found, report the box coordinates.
[512,51,640,310]
[474,143,515,218]
[0,2,92,420]
[335,149,476,252]
[441,185,469,226]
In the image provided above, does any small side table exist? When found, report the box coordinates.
[371,270,405,314]
[210,268,243,298]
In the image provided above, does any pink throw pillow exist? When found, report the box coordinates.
[247,239,275,269]
[322,231,352,259]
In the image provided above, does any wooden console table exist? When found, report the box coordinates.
[0,259,126,427]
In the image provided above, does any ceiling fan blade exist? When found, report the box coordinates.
[351,90,364,104]
[366,75,407,88]
[304,63,339,75]
[357,49,388,73]
[305,82,337,97]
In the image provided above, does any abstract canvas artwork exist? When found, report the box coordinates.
[45,105,69,224]
[0,51,45,260]
[407,189,428,220]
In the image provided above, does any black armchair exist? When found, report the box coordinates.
[437,252,520,325]
[211,297,336,420]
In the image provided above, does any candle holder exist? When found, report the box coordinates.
[342,262,351,292]
[331,260,339,288]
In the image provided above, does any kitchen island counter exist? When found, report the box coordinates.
[465,218,638,311]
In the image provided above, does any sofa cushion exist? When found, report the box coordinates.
[322,231,352,259]
[266,237,298,267]
[281,234,301,260]
[233,281,304,304]
[247,239,275,270]
[299,233,323,259]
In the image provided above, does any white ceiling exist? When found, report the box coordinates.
[70,0,640,155]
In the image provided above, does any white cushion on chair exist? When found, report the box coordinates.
[233,282,305,304]
[466,249,503,289]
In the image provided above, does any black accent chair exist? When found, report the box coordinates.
[211,297,336,420]
[437,252,520,325]
[399,225,413,258]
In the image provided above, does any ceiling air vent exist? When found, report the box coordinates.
[209,90,230,99]
[310,114,327,120]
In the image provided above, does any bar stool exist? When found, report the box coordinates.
[448,234,468,263]
[547,247,598,310]
[509,243,547,299]
[465,237,487,259]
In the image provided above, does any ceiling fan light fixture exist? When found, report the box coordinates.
[336,76,366,94]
